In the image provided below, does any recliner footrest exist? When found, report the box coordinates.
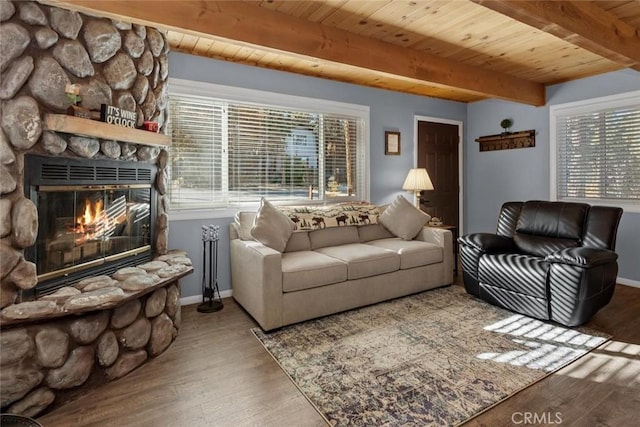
[479,283,549,321]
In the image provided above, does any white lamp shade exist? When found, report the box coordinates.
[402,168,434,191]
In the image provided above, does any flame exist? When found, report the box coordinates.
[75,198,125,242]
[80,199,103,228]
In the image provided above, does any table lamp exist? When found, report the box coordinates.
[402,168,434,207]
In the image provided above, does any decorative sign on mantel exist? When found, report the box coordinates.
[100,104,137,129]
[475,129,536,152]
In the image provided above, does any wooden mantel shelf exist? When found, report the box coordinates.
[44,114,171,147]
[475,129,535,152]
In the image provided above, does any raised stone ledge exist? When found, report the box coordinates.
[0,252,190,417]
[0,250,193,328]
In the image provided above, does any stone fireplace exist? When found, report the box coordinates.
[24,154,157,297]
[1,0,191,418]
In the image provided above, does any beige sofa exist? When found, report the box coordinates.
[230,201,453,331]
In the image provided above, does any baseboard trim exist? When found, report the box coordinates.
[180,289,233,306]
[617,277,640,288]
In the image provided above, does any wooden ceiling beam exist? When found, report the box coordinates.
[473,0,640,71]
[47,0,545,106]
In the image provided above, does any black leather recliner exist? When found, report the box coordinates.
[458,201,623,327]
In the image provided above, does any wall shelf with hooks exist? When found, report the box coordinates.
[475,129,535,152]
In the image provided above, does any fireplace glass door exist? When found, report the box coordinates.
[34,185,151,280]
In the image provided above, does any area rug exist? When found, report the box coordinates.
[252,285,610,426]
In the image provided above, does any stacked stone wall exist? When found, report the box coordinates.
[0,0,185,418]
[0,0,171,309]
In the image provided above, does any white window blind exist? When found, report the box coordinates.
[168,83,367,210]
[551,91,640,207]
[169,96,225,206]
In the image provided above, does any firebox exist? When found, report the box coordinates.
[24,154,157,297]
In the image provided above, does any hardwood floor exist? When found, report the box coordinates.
[39,279,640,426]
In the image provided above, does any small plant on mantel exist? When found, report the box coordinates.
[500,118,513,134]
[65,83,95,120]
[65,83,82,106]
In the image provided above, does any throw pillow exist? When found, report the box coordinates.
[379,195,431,240]
[235,212,256,241]
[250,198,296,252]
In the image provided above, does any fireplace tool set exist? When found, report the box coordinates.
[198,225,223,313]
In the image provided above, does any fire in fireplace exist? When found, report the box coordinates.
[25,155,157,297]
[36,186,151,274]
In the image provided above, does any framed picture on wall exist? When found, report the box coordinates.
[385,131,401,155]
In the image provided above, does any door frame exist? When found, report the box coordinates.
[413,115,464,235]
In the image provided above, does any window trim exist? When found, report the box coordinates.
[168,78,371,220]
[549,90,640,213]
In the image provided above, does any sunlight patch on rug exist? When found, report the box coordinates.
[252,286,610,426]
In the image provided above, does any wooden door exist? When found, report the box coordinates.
[417,120,459,229]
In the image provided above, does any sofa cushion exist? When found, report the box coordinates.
[478,253,549,299]
[516,200,588,240]
[284,231,311,253]
[309,226,359,250]
[366,238,443,269]
[282,251,347,292]
[250,198,296,252]
[513,200,589,257]
[379,195,431,240]
[513,234,579,258]
[316,243,400,280]
[358,223,395,243]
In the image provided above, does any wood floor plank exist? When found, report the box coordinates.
[38,280,640,426]
[567,386,640,427]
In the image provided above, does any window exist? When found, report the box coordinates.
[550,91,640,211]
[168,79,369,212]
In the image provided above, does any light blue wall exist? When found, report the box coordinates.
[465,100,548,231]
[168,52,466,297]
[465,69,640,282]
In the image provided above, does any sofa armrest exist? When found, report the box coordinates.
[416,226,449,245]
[545,247,618,268]
[416,226,453,285]
[230,239,284,330]
[458,233,515,254]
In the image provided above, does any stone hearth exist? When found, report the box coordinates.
[0,250,192,417]
[0,0,188,418]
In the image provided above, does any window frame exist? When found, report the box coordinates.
[550,90,640,213]
[168,78,371,220]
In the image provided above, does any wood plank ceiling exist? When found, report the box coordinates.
[49,1,640,106]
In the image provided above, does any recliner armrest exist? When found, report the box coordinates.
[458,233,516,254]
[545,247,618,268]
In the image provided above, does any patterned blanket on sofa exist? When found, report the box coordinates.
[278,202,380,231]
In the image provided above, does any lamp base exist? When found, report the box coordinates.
[413,191,421,208]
